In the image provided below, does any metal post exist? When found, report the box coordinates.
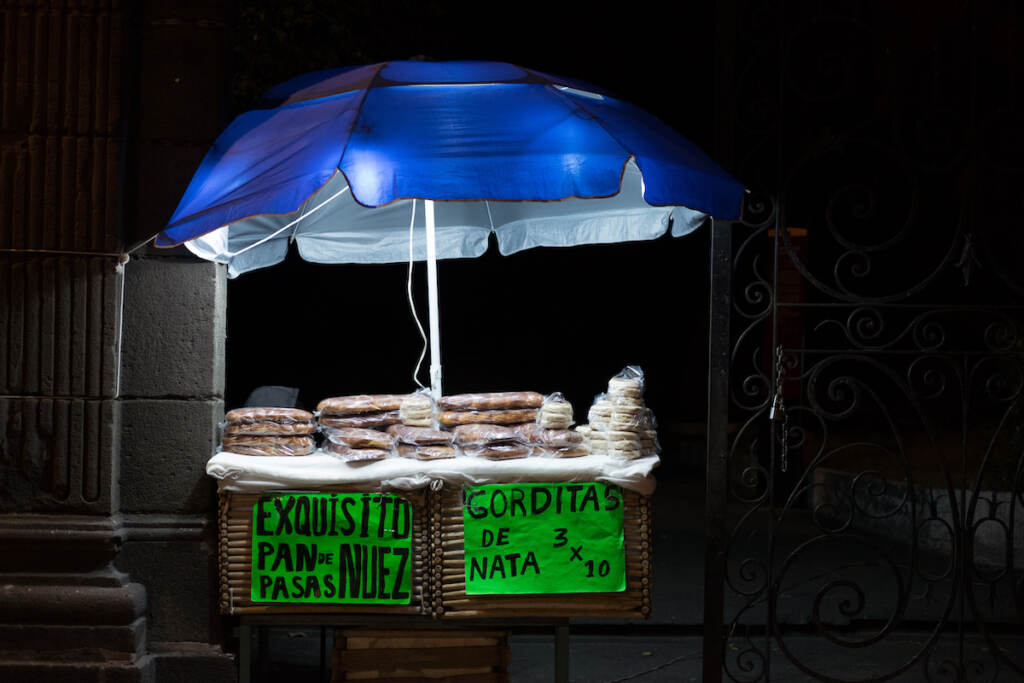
[239,622,251,683]
[703,218,732,683]
[424,199,443,402]
[555,624,570,683]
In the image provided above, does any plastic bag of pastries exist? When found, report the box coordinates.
[399,390,435,427]
[438,391,544,411]
[438,408,538,426]
[222,407,316,436]
[221,435,315,456]
[607,365,645,401]
[536,392,574,430]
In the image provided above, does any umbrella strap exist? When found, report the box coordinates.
[406,198,428,389]
[226,184,351,258]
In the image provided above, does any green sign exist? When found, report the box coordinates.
[251,491,412,604]
[463,482,625,595]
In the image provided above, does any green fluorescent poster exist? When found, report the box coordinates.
[251,491,412,604]
[463,482,625,595]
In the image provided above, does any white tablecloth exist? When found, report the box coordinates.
[206,451,660,495]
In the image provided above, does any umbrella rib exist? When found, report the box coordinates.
[331,62,388,177]
[225,183,350,258]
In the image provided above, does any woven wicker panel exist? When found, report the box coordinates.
[431,487,652,619]
[218,488,430,615]
[331,629,510,682]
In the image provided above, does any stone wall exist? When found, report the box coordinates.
[0,1,234,680]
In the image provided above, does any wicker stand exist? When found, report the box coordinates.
[430,486,653,619]
[218,488,431,615]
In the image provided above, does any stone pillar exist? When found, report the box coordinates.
[0,1,233,680]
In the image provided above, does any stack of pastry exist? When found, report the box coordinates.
[515,423,587,458]
[321,427,395,463]
[387,424,457,460]
[453,423,530,460]
[221,407,316,456]
[536,393,574,429]
[399,393,434,427]
[437,391,544,427]
[585,372,660,459]
[317,394,406,429]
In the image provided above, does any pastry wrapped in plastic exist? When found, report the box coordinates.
[387,424,454,446]
[397,444,458,460]
[221,435,314,456]
[462,443,532,460]
[452,424,526,448]
[319,411,401,429]
[514,423,584,449]
[536,392,573,430]
[317,394,409,416]
[607,365,645,400]
[439,409,538,426]
[535,445,589,458]
[587,395,612,432]
[399,391,435,427]
[438,391,544,411]
[223,407,316,436]
[322,427,395,450]
[323,440,390,464]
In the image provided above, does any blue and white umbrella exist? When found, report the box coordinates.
[158,60,745,397]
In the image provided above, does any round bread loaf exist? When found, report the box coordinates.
[317,394,409,416]
[467,443,531,460]
[319,411,401,429]
[453,423,525,447]
[514,423,583,448]
[387,424,455,446]
[223,420,316,436]
[438,391,544,411]
[225,407,314,424]
[397,444,457,460]
[322,427,395,450]
[439,409,538,426]
[221,435,314,456]
[399,394,433,420]
[323,441,389,462]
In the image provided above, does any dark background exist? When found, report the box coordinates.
[220,2,723,456]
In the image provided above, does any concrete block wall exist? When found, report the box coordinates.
[0,1,234,680]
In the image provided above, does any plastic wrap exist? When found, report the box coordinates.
[462,443,532,460]
[536,392,574,429]
[224,407,315,424]
[587,395,612,431]
[222,420,317,436]
[206,452,660,495]
[438,391,544,411]
[514,423,583,448]
[316,394,409,416]
[322,426,395,450]
[323,440,391,464]
[439,409,538,426]
[387,423,454,446]
[399,390,434,426]
[221,435,314,456]
[607,365,645,399]
[397,444,457,460]
[452,423,525,447]
[319,411,401,429]
[535,446,589,458]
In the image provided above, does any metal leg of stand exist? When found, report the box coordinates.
[239,623,252,683]
[555,624,569,683]
[320,626,328,683]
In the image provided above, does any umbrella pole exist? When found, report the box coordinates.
[425,199,443,402]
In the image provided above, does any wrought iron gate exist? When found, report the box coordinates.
[703,2,1024,680]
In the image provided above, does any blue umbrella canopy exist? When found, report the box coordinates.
[157,60,744,277]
